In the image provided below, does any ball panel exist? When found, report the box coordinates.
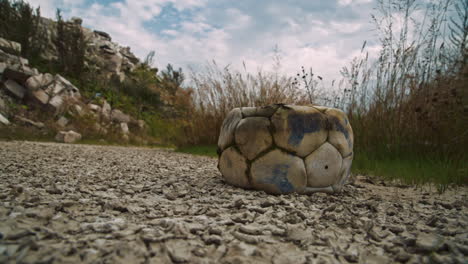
[217,108,243,151]
[305,142,343,188]
[219,146,249,188]
[332,154,353,192]
[235,117,273,160]
[241,105,279,118]
[251,149,306,194]
[325,108,354,157]
[271,105,328,157]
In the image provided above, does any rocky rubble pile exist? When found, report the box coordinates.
[0,37,145,143]
[38,16,140,82]
[0,141,466,264]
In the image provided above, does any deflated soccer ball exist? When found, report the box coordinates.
[217,104,353,194]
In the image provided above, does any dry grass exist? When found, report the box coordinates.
[178,0,467,185]
[182,62,310,145]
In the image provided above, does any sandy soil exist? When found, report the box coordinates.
[0,141,466,264]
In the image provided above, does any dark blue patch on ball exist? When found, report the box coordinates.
[260,164,294,193]
[329,116,352,148]
[287,113,323,146]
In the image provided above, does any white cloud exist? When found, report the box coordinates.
[25,0,377,82]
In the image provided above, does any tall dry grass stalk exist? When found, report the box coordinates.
[181,0,467,166]
[182,62,311,145]
[337,0,467,159]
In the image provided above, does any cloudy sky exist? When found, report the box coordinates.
[27,0,380,81]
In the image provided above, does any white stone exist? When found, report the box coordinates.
[0,113,10,125]
[56,116,69,127]
[48,95,64,110]
[120,122,129,134]
[0,37,21,54]
[101,100,111,120]
[73,105,84,116]
[137,120,145,129]
[3,65,36,84]
[111,109,131,123]
[55,130,82,143]
[25,73,54,91]
[31,89,49,104]
[15,116,45,129]
[0,62,6,74]
[88,104,101,112]
[2,79,25,99]
[304,142,343,188]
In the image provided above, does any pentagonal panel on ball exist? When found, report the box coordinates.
[219,147,249,188]
[325,108,354,157]
[271,105,328,157]
[235,117,273,160]
[250,149,306,194]
[305,142,343,188]
[217,108,243,151]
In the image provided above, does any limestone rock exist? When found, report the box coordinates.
[0,50,28,65]
[250,149,306,194]
[55,130,82,143]
[120,123,129,134]
[326,108,354,157]
[94,30,112,41]
[48,95,64,110]
[304,142,342,188]
[88,104,101,112]
[102,100,111,120]
[137,120,145,129]
[2,79,25,99]
[0,113,10,125]
[218,146,249,188]
[54,74,80,97]
[30,89,49,104]
[218,108,242,151]
[56,116,69,127]
[70,17,82,25]
[111,109,131,123]
[15,116,45,129]
[0,37,21,54]
[25,73,54,91]
[235,117,272,160]
[3,66,36,85]
[271,105,328,157]
[0,62,6,74]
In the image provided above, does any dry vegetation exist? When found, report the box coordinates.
[179,0,467,187]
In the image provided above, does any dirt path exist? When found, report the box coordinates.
[0,141,466,264]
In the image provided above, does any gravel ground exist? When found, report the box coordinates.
[0,141,467,264]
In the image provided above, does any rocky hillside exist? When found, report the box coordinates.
[37,16,140,82]
[0,24,149,144]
